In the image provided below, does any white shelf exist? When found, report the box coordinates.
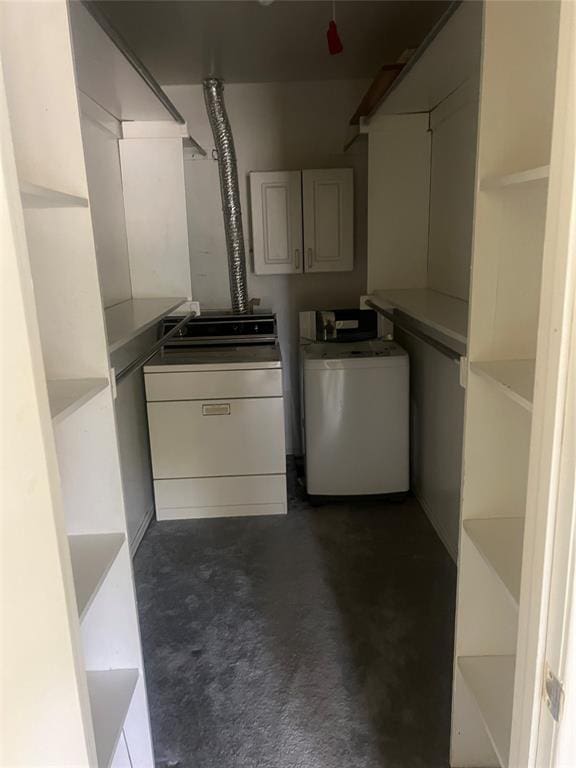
[86,668,139,768]
[470,360,535,412]
[480,165,550,190]
[458,655,515,768]
[366,288,468,344]
[47,378,108,424]
[106,297,186,352]
[68,533,125,619]
[463,517,525,604]
[20,181,89,208]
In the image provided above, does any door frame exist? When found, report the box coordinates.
[509,2,576,765]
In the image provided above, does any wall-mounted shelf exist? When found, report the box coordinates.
[480,166,550,191]
[470,360,535,412]
[458,656,516,768]
[458,655,515,768]
[47,378,109,424]
[20,181,89,209]
[366,288,468,345]
[463,517,525,604]
[68,533,125,619]
[86,668,139,767]
[105,297,186,352]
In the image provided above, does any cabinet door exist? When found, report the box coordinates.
[303,168,354,272]
[250,171,303,274]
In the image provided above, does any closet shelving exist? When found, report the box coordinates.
[451,2,561,767]
[469,360,535,412]
[457,655,516,767]
[480,165,550,191]
[106,296,186,352]
[0,0,154,764]
[366,288,468,344]
[47,378,109,424]
[20,180,89,208]
[69,533,126,618]
[87,668,139,767]
[462,518,524,605]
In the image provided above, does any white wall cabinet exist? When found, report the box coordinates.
[303,168,354,272]
[250,170,302,274]
[250,168,353,274]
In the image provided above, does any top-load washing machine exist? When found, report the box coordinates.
[300,309,409,496]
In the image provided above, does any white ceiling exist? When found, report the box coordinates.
[96,0,451,85]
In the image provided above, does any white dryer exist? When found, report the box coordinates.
[300,310,409,496]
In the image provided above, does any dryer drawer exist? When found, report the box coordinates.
[145,368,282,401]
[147,397,286,479]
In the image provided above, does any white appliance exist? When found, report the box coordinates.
[300,310,409,496]
[144,312,287,519]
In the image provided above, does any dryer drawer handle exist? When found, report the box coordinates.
[202,403,231,416]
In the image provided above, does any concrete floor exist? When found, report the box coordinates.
[134,471,456,768]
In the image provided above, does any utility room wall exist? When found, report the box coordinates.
[166,80,370,454]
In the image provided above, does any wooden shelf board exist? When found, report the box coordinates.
[47,378,108,424]
[86,668,138,768]
[480,165,550,190]
[458,655,515,768]
[106,297,186,352]
[471,360,535,412]
[68,533,125,619]
[367,288,468,344]
[20,181,89,208]
[463,517,525,605]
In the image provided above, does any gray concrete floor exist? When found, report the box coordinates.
[134,468,456,768]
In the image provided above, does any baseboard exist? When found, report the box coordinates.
[413,489,458,563]
[130,505,155,557]
[156,502,287,520]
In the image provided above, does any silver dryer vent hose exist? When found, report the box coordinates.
[203,77,249,314]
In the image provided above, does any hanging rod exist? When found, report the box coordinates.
[81,1,186,125]
[115,311,196,383]
[364,300,461,362]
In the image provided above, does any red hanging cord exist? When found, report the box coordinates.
[327,0,343,55]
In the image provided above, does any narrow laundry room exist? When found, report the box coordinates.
[3,2,576,768]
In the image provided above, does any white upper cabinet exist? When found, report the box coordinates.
[303,168,354,273]
[250,170,303,274]
[250,168,354,274]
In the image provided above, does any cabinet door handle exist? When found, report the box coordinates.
[294,248,300,270]
[202,403,231,416]
[307,248,313,269]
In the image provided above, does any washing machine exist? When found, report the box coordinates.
[300,309,409,496]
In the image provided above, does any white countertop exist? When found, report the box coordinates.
[365,288,468,345]
[105,297,186,352]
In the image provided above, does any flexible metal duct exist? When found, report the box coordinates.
[203,77,249,314]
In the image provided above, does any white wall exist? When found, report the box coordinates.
[428,83,479,301]
[166,80,370,453]
[79,96,132,309]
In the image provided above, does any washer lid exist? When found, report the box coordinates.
[303,340,408,369]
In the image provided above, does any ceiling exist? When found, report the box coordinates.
[95,0,451,85]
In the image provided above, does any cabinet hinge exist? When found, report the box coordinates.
[544,662,564,723]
